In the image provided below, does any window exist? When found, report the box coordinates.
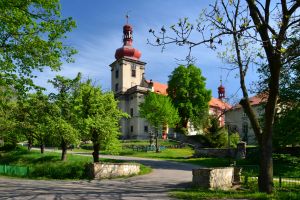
[131,69,136,77]
[130,126,134,132]
[144,126,148,133]
[115,83,118,92]
[130,108,133,117]
[242,122,248,142]
[115,70,119,79]
[131,63,136,77]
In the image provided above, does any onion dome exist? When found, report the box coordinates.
[115,24,142,60]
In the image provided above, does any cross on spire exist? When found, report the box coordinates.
[126,12,130,24]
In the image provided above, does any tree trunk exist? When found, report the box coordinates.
[258,134,273,193]
[27,138,33,151]
[92,142,100,163]
[155,128,159,153]
[61,139,67,161]
[40,144,45,154]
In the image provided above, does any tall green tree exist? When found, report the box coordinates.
[167,65,211,131]
[139,92,180,152]
[149,0,299,193]
[0,0,76,92]
[49,73,81,161]
[27,92,57,153]
[0,86,17,146]
[75,80,128,162]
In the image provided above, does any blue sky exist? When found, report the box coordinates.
[34,0,259,103]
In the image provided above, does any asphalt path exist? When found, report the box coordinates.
[0,153,201,200]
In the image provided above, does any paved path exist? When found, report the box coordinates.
[0,154,200,200]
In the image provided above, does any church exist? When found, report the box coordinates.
[109,22,231,139]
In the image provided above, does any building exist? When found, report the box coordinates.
[225,94,267,144]
[110,22,231,139]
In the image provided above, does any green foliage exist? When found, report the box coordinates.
[202,116,240,148]
[23,92,56,148]
[48,73,82,160]
[273,105,300,147]
[204,117,230,148]
[229,132,240,148]
[0,86,18,145]
[139,92,180,129]
[167,65,211,129]
[0,0,76,92]
[0,147,152,179]
[139,92,180,152]
[50,117,80,147]
[74,80,128,158]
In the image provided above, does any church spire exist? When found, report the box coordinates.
[218,77,225,100]
[115,16,142,60]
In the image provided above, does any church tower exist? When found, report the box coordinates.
[109,18,151,139]
[110,21,146,94]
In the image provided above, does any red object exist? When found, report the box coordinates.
[115,24,141,60]
[218,84,225,99]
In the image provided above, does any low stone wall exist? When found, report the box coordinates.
[192,167,237,189]
[194,148,236,158]
[87,162,140,179]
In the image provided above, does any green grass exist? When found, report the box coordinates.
[170,188,300,200]
[0,147,151,179]
[75,139,194,160]
[117,148,194,159]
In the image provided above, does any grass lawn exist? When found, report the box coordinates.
[78,140,300,177]
[170,188,300,200]
[0,147,151,179]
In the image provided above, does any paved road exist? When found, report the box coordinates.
[0,154,200,200]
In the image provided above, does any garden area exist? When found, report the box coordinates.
[0,146,151,180]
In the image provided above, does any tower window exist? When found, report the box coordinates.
[130,108,133,117]
[130,126,134,132]
[131,69,136,77]
[144,126,148,133]
[115,70,119,79]
[131,63,136,77]
[115,83,118,92]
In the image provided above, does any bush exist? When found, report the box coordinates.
[229,132,240,148]
[31,161,88,179]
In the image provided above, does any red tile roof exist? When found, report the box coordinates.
[232,93,267,109]
[152,82,168,95]
[209,97,232,110]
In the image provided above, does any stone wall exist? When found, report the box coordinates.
[87,162,140,179]
[192,167,238,189]
[194,148,236,158]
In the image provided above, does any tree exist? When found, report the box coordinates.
[74,80,128,162]
[167,65,211,131]
[258,26,300,148]
[139,92,180,152]
[273,106,300,147]
[0,86,18,146]
[148,0,300,193]
[26,92,57,153]
[49,73,81,161]
[0,0,76,92]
